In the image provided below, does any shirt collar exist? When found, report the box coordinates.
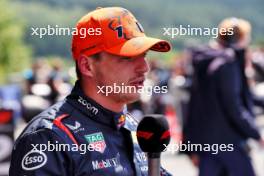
[66,81,126,130]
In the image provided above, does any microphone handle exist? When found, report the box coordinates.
[148,153,161,176]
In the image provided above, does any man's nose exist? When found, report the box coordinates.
[135,56,150,74]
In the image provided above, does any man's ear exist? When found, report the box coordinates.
[77,55,94,77]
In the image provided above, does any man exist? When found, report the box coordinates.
[184,18,264,176]
[9,7,171,175]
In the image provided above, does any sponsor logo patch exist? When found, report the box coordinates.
[117,115,126,128]
[78,96,99,115]
[92,153,122,170]
[66,121,84,133]
[21,149,47,171]
[84,132,106,153]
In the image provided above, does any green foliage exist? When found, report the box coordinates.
[0,0,32,84]
[9,0,264,59]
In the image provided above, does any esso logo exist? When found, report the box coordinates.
[21,150,47,171]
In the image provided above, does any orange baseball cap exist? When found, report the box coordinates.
[72,7,171,60]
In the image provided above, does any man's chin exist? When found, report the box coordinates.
[120,93,141,104]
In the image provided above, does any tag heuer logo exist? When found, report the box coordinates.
[85,132,106,153]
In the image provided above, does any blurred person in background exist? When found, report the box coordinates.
[23,59,51,95]
[21,58,72,122]
[168,53,192,127]
[22,59,52,122]
[47,58,71,104]
[183,17,264,176]
[148,60,172,115]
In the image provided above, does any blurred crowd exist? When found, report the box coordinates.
[0,59,73,124]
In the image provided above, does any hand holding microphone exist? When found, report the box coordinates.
[136,114,171,176]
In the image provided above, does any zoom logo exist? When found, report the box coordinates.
[21,150,47,171]
[78,96,99,115]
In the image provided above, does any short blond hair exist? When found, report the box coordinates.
[218,17,251,45]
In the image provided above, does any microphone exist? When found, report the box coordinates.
[136,114,170,176]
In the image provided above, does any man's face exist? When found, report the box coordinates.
[92,52,149,104]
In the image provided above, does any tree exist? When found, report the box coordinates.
[0,0,32,84]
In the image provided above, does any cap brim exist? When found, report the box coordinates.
[105,37,171,57]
